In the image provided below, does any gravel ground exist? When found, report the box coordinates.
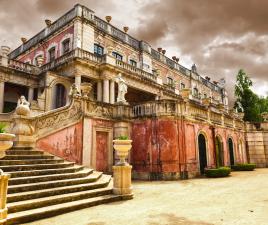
[26,169,268,225]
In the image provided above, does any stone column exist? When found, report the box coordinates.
[110,80,115,104]
[0,82,4,113]
[103,79,110,103]
[0,172,10,224]
[28,87,34,103]
[75,74,81,92]
[97,81,102,102]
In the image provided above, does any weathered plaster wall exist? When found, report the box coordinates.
[36,121,83,164]
[17,25,74,64]
[131,117,247,180]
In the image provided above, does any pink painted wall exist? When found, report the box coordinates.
[17,25,74,64]
[36,121,83,164]
[131,118,247,176]
[96,131,109,172]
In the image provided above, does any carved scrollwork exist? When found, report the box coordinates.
[35,100,82,133]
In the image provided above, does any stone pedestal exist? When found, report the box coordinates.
[0,173,10,225]
[113,165,133,197]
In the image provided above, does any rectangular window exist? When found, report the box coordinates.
[180,82,185,89]
[129,59,137,67]
[112,52,123,61]
[49,47,56,62]
[62,39,70,54]
[167,77,173,85]
[94,44,104,56]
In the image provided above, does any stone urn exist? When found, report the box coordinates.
[80,82,93,98]
[0,133,15,159]
[113,139,132,165]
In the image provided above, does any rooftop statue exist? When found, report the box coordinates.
[115,73,128,104]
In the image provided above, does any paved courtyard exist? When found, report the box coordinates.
[26,169,268,225]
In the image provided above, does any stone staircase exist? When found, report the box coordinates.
[0,147,128,225]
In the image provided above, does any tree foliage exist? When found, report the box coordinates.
[234,69,268,122]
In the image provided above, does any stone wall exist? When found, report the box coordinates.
[246,122,268,167]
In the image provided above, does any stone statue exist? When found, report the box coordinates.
[69,83,81,97]
[15,96,31,116]
[115,73,128,104]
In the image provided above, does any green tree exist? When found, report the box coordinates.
[234,69,262,122]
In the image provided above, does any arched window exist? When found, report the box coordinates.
[198,133,207,174]
[180,82,185,90]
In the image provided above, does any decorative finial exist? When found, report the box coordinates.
[105,16,112,23]
[21,37,27,43]
[45,19,52,27]
[123,26,129,33]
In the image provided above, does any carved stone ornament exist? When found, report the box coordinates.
[15,96,31,116]
[69,83,81,97]
[115,73,128,105]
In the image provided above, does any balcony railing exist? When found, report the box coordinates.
[115,60,157,81]
[0,57,40,75]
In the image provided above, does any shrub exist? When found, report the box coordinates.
[0,123,6,133]
[231,163,256,171]
[205,167,231,178]
[117,135,129,140]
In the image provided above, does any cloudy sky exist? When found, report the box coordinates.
[0,0,267,104]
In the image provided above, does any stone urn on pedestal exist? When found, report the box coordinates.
[0,124,15,225]
[112,136,133,198]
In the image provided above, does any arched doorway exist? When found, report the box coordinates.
[215,136,224,167]
[228,138,235,166]
[198,133,207,174]
[52,84,67,109]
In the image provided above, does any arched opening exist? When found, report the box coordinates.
[228,138,235,166]
[52,83,67,109]
[198,133,207,174]
[215,136,224,167]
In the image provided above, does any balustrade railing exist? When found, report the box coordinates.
[210,112,222,124]
[6,59,40,74]
[115,60,157,81]
[189,105,207,120]
[132,100,177,117]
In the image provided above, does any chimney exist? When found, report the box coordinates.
[162,49,166,55]
[157,47,162,52]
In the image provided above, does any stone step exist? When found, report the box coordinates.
[8,168,93,185]
[7,194,123,225]
[6,150,44,155]
[7,175,111,203]
[8,183,113,213]
[3,155,54,160]
[8,171,103,194]
[0,162,75,172]
[0,158,64,165]
[6,165,84,178]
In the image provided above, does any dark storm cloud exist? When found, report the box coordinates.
[134,0,268,101]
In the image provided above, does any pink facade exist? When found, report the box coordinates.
[17,25,74,64]
[131,118,247,179]
[36,121,83,164]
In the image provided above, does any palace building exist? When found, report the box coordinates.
[0,4,247,180]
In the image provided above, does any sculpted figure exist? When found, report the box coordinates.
[115,73,128,104]
[15,96,31,116]
[69,83,81,97]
